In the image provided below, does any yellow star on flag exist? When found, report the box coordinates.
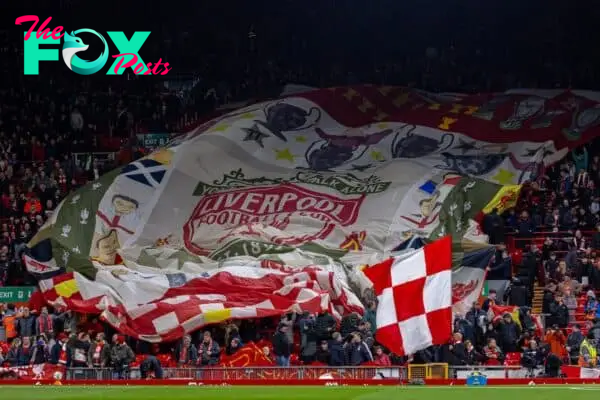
[376,123,389,129]
[211,124,229,132]
[295,136,307,143]
[240,113,255,119]
[275,148,296,162]
[492,168,515,185]
[370,150,385,161]
[55,279,78,298]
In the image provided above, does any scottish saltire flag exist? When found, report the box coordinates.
[121,159,167,187]
[393,235,425,251]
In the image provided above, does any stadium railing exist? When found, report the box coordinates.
[64,365,535,381]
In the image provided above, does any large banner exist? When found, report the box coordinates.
[0,364,64,380]
[28,86,600,341]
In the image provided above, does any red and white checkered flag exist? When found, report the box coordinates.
[364,236,452,356]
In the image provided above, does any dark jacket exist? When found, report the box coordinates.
[550,302,570,328]
[110,343,135,366]
[344,341,372,366]
[340,314,360,337]
[443,342,466,365]
[272,331,290,357]
[328,340,345,366]
[174,344,198,365]
[49,342,70,365]
[314,313,336,340]
[465,348,485,365]
[567,331,584,357]
[499,321,521,352]
[15,315,36,338]
[315,348,331,364]
[30,344,48,364]
[198,340,220,365]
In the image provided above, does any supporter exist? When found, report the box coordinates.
[357,320,374,347]
[62,310,81,334]
[505,278,529,307]
[30,335,48,364]
[279,311,296,345]
[443,332,466,366]
[110,335,134,378]
[36,306,55,336]
[578,333,598,367]
[1,304,17,342]
[340,312,361,338]
[544,252,559,277]
[543,326,566,360]
[343,332,373,366]
[298,312,316,361]
[482,208,505,244]
[521,340,544,372]
[49,332,69,365]
[328,332,345,366]
[15,307,35,338]
[140,355,164,379]
[314,310,336,342]
[88,332,110,368]
[272,323,291,367]
[197,331,220,366]
[483,338,504,365]
[372,346,391,366]
[584,290,599,319]
[549,295,570,328]
[70,332,91,368]
[315,340,330,364]
[567,324,584,365]
[18,336,32,366]
[174,335,197,366]
[226,336,243,356]
[464,340,484,365]
[363,302,377,334]
[498,313,521,353]
[465,301,486,344]
[561,287,578,322]
[5,337,21,366]
[261,346,274,363]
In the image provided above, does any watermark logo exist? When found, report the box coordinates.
[16,15,172,75]
[62,29,108,75]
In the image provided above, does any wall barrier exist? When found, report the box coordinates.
[60,365,543,381]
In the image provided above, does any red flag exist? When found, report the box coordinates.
[364,236,453,356]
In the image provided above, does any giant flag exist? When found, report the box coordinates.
[26,86,600,342]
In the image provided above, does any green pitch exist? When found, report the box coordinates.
[1,385,600,400]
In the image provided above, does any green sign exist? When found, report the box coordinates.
[137,133,171,149]
[481,281,489,297]
[0,286,35,303]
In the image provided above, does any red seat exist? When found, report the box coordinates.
[504,352,522,366]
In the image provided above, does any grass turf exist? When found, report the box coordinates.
[1,385,600,400]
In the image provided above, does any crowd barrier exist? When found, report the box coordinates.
[62,364,542,381]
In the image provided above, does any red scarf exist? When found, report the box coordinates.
[38,314,53,333]
[92,342,104,366]
[58,342,67,365]
[179,346,189,363]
